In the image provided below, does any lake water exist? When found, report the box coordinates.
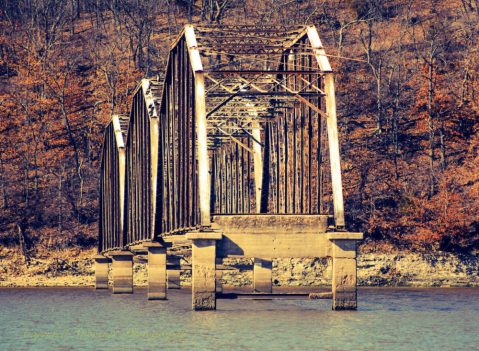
[0,287,478,350]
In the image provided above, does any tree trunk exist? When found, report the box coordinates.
[427,59,435,197]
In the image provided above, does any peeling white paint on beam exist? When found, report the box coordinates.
[186,25,211,227]
[307,25,345,228]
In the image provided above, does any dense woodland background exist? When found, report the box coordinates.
[1,0,479,255]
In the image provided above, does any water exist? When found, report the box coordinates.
[0,287,478,351]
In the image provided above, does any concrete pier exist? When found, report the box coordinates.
[328,233,363,310]
[110,251,134,294]
[187,231,222,310]
[253,258,272,293]
[94,255,110,289]
[168,269,181,289]
[215,263,223,294]
[144,242,167,300]
[167,256,181,289]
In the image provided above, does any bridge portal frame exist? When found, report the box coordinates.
[184,24,345,228]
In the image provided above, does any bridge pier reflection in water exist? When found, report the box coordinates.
[98,25,362,310]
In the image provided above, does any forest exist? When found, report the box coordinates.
[0,0,478,255]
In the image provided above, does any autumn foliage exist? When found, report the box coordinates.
[0,0,479,254]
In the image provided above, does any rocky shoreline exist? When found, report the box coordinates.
[1,246,478,288]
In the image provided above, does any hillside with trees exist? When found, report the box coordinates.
[1,0,478,257]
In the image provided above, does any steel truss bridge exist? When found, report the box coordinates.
[98,25,362,310]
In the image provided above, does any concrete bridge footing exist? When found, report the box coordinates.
[185,219,362,311]
[110,251,134,294]
[253,258,273,293]
[167,256,181,289]
[94,255,110,289]
[215,259,223,294]
[95,228,362,311]
[187,231,222,310]
[144,242,167,300]
[329,234,361,310]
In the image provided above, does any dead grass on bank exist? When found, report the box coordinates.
[0,246,96,287]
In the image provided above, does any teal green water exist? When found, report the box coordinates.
[0,287,478,350]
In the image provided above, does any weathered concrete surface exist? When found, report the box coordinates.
[168,270,181,289]
[187,232,222,310]
[219,232,332,258]
[332,257,357,310]
[145,243,167,300]
[212,215,329,234]
[215,265,223,293]
[253,258,272,293]
[110,251,133,294]
[167,256,181,289]
[331,238,359,310]
[214,215,333,258]
[94,255,110,289]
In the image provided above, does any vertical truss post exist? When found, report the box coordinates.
[142,79,160,239]
[195,73,211,226]
[252,122,263,213]
[150,115,159,236]
[112,116,126,240]
[323,73,345,228]
[185,25,211,227]
[307,26,345,228]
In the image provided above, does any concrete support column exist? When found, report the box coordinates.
[110,251,134,294]
[144,242,167,300]
[215,258,223,294]
[94,255,110,289]
[253,258,272,293]
[328,233,363,310]
[187,231,222,310]
[167,256,181,289]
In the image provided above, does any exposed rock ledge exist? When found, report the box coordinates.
[0,247,478,287]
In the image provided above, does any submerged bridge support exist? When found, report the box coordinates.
[254,258,273,293]
[111,251,134,294]
[94,255,110,289]
[98,25,362,311]
[144,242,168,300]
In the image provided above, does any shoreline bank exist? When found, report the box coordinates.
[1,247,478,288]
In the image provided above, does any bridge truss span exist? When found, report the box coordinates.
[99,24,346,251]
[98,25,361,311]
